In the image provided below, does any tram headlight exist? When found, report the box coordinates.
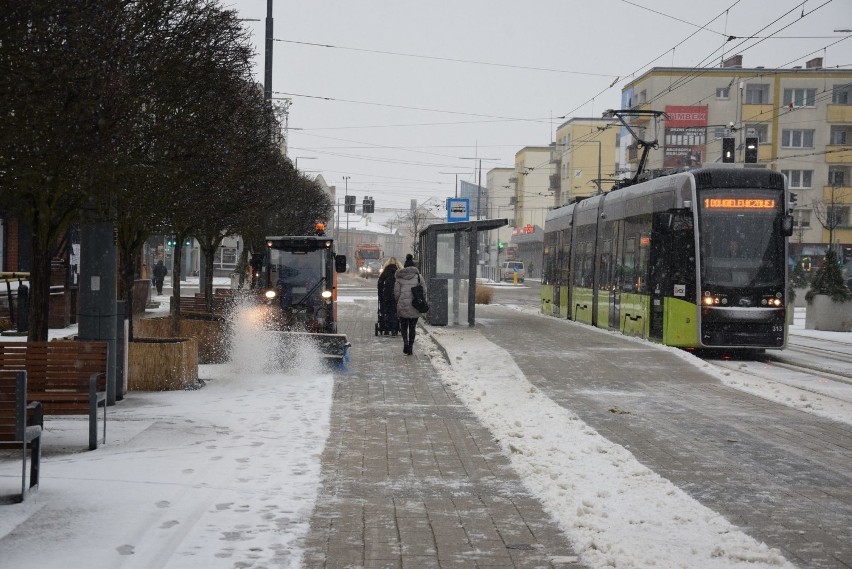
[321,290,332,300]
[702,291,727,306]
[265,289,277,300]
[761,295,783,307]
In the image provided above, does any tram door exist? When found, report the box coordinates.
[648,211,695,341]
[556,227,572,318]
[648,214,672,340]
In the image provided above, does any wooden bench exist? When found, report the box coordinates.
[0,342,108,450]
[0,370,43,501]
[177,294,233,315]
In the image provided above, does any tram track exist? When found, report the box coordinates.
[702,345,852,406]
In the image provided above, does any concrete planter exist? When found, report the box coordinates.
[804,294,852,331]
[792,287,809,308]
[128,337,199,391]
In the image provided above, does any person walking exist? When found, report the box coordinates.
[403,253,415,267]
[394,259,426,355]
[152,260,168,295]
[377,257,401,335]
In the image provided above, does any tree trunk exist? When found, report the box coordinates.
[203,246,216,311]
[27,238,52,342]
[236,247,249,288]
[118,244,139,341]
[170,236,184,336]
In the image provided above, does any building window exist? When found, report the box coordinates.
[829,167,849,187]
[215,247,238,269]
[744,124,769,143]
[832,84,852,105]
[781,129,814,148]
[745,84,770,104]
[716,87,730,99]
[783,88,816,107]
[830,126,850,145]
[638,90,647,104]
[829,206,849,228]
[794,210,811,228]
[781,169,813,189]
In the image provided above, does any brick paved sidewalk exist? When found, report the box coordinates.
[301,298,583,569]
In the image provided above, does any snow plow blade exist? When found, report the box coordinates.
[269,331,351,367]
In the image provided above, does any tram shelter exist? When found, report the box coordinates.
[417,218,507,327]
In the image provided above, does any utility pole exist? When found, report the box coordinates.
[264,0,273,101]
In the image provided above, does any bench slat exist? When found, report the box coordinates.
[0,342,108,450]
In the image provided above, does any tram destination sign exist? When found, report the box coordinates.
[703,198,776,209]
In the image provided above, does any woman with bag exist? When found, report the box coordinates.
[394,259,427,355]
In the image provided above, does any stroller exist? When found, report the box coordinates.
[375,302,399,336]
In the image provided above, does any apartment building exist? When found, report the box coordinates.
[552,117,620,204]
[621,55,852,261]
[485,167,515,265]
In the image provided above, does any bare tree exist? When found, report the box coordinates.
[392,204,442,261]
[810,183,849,252]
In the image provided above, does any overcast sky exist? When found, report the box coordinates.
[224,0,851,213]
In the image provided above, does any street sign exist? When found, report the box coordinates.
[447,198,470,222]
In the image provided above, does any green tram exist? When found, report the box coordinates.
[541,167,795,349]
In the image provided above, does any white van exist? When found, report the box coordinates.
[501,261,525,282]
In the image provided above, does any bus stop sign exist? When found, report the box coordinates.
[447,198,470,222]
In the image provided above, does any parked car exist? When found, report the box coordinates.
[501,261,525,282]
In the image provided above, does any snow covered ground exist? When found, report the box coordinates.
[0,288,849,568]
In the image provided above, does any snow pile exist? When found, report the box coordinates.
[427,326,794,569]
[0,296,334,569]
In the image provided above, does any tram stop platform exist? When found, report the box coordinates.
[307,296,852,569]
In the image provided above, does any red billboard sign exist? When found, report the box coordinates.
[664,105,707,169]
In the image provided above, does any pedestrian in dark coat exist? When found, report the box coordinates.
[394,263,426,355]
[377,257,401,335]
[403,254,415,267]
[152,260,168,295]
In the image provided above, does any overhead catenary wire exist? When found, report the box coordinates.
[264,1,846,205]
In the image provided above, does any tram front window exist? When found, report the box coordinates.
[698,190,785,289]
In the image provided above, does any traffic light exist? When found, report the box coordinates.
[722,137,735,163]
[497,241,504,251]
[344,195,356,213]
[362,196,375,214]
[167,236,176,247]
[744,137,759,163]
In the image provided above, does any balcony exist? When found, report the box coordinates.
[742,104,774,123]
[826,146,852,164]
[822,185,852,201]
[827,104,852,123]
